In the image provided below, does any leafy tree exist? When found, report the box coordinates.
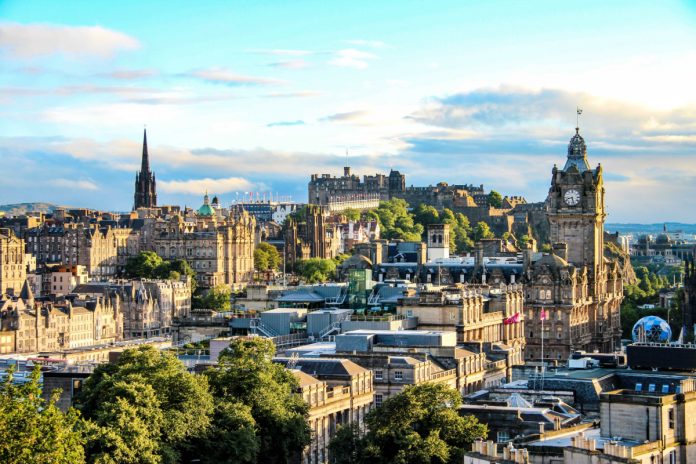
[540,243,552,253]
[254,243,281,272]
[488,190,503,208]
[372,199,423,242]
[205,338,311,464]
[0,366,86,464]
[77,346,214,464]
[201,284,232,311]
[472,222,494,242]
[519,234,532,247]
[194,401,259,464]
[297,258,337,283]
[413,204,440,231]
[169,259,197,292]
[343,208,361,221]
[125,251,164,278]
[329,383,487,464]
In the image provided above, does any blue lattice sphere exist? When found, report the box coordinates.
[632,316,672,343]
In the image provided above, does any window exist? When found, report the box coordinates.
[375,394,383,407]
[394,371,403,381]
[668,408,675,429]
[374,370,383,380]
[497,431,510,443]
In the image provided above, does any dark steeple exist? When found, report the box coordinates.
[141,129,150,172]
[133,129,157,210]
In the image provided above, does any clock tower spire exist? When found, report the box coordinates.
[546,127,605,272]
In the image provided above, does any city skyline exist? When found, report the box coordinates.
[2,0,696,221]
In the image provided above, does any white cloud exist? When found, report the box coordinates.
[50,178,99,191]
[187,68,284,86]
[268,59,309,69]
[329,49,377,69]
[0,22,140,58]
[158,176,260,195]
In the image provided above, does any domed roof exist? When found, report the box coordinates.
[197,192,215,217]
[563,128,591,172]
[656,233,671,245]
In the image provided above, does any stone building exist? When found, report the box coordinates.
[275,357,374,464]
[285,205,341,268]
[396,284,526,379]
[143,201,256,288]
[308,166,405,206]
[0,284,122,353]
[523,128,624,361]
[0,228,26,296]
[73,278,191,339]
[26,223,120,279]
[133,129,157,210]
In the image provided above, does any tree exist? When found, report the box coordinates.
[206,338,311,464]
[329,383,487,464]
[413,204,440,232]
[77,346,214,464]
[125,251,164,278]
[0,366,86,464]
[169,259,197,292]
[343,208,361,222]
[488,191,503,208]
[297,258,337,283]
[472,222,494,242]
[254,243,281,272]
[372,199,423,242]
[201,284,232,311]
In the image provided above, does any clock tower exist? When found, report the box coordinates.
[546,127,605,276]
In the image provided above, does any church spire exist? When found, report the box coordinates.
[141,128,150,173]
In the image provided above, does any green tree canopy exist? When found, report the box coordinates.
[205,337,311,464]
[77,346,214,464]
[125,251,164,278]
[342,208,361,221]
[488,191,503,208]
[254,242,282,272]
[297,257,337,283]
[329,383,487,464]
[372,199,424,242]
[472,222,494,242]
[0,366,86,464]
[201,284,232,311]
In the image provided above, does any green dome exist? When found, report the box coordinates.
[197,191,215,216]
[197,203,215,216]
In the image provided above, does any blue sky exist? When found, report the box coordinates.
[1,0,696,221]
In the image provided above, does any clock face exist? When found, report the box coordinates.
[564,189,580,206]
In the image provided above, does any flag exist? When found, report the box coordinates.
[504,312,520,325]
[577,107,583,115]
[540,309,548,321]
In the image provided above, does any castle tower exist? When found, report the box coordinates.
[545,127,605,276]
[133,129,157,210]
[427,224,450,261]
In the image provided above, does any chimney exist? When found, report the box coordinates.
[552,243,568,261]
[475,242,484,268]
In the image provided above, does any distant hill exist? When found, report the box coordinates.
[606,223,696,235]
[0,202,59,216]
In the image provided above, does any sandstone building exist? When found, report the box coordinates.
[523,128,624,361]
[0,228,26,296]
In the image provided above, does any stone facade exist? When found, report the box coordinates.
[0,228,26,296]
[0,290,122,353]
[144,207,256,289]
[524,129,624,361]
[275,357,374,464]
